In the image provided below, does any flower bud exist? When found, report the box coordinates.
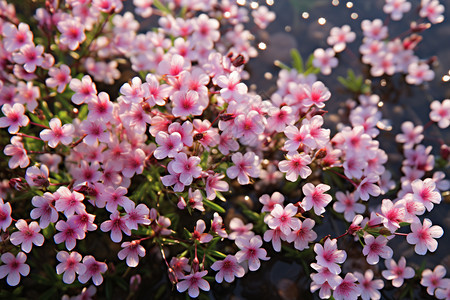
[130,274,142,292]
[167,268,178,284]
[410,22,431,33]
[440,144,449,161]
[9,178,29,191]
[191,257,200,273]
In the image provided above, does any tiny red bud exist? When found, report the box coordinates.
[441,144,449,161]
[9,178,29,191]
[192,257,200,273]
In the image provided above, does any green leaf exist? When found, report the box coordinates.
[215,191,227,202]
[274,60,291,70]
[203,199,225,213]
[153,0,172,14]
[209,250,227,259]
[290,49,304,73]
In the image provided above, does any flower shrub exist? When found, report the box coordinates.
[0,0,449,299]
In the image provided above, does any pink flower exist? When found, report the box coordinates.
[87,92,114,122]
[278,152,312,182]
[172,90,206,117]
[0,252,30,286]
[327,25,356,53]
[333,273,361,300]
[303,81,331,108]
[362,235,393,265]
[361,19,388,40]
[228,217,254,240]
[420,0,445,24]
[69,75,98,105]
[157,54,190,77]
[310,262,341,289]
[40,118,74,148]
[312,48,338,75]
[54,187,86,217]
[226,151,260,185]
[30,193,58,228]
[267,203,301,235]
[259,192,285,213]
[406,218,443,255]
[78,255,108,286]
[153,132,183,159]
[235,235,270,271]
[382,257,415,287]
[123,202,151,230]
[411,178,441,211]
[429,99,450,129]
[267,106,295,133]
[333,191,365,222]
[286,218,317,251]
[421,265,448,296]
[119,77,144,104]
[216,71,248,102]
[12,44,44,73]
[356,174,381,201]
[210,212,227,238]
[0,103,29,134]
[406,62,434,85]
[46,64,72,93]
[10,219,44,253]
[176,270,210,298]
[211,255,245,283]
[122,149,146,178]
[191,220,213,243]
[2,22,33,52]
[100,210,131,243]
[301,183,332,215]
[283,124,316,153]
[170,152,202,185]
[142,74,170,106]
[0,198,12,231]
[56,251,86,284]
[383,0,411,20]
[54,219,86,250]
[4,136,29,169]
[204,172,229,201]
[251,5,275,29]
[80,120,109,145]
[380,199,405,232]
[232,110,265,145]
[118,240,146,267]
[57,18,86,50]
[354,270,384,300]
[314,238,347,274]
[395,121,424,149]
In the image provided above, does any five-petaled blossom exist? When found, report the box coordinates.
[0,252,30,286]
[211,255,245,283]
[176,270,210,298]
[382,256,415,287]
[301,183,332,215]
[10,219,44,253]
[314,238,347,275]
[56,251,86,284]
[235,235,270,271]
[406,218,443,255]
